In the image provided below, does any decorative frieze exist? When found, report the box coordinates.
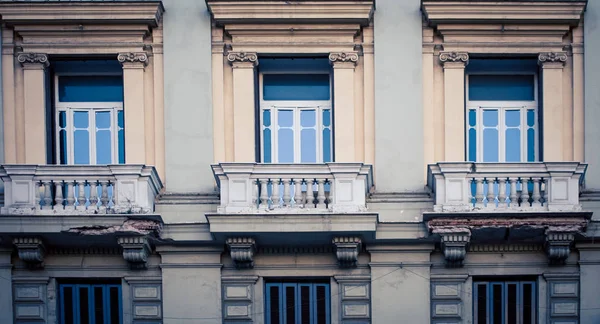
[117,52,149,66]
[118,236,151,270]
[227,52,258,66]
[329,52,359,66]
[439,51,469,65]
[13,237,45,268]
[435,230,471,267]
[17,53,49,67]
[538,52,568,65]
[545,231,575,265]
[332,237,362,268]
[226,237,256,269]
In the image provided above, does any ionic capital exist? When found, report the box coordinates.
[439,52,469,67]
[538,52,567,66]
[118,236,151,270]
[227,52,258,67]
[329,52,359,67]
[117,52,149,67]
[13,237,45,268]
[332,237,362,268]
[17,53,49,68]
[226,237,256,269]
[545,230,575,265]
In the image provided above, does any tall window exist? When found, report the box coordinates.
[54,61,125,165]
[59,283,122,324]
[466,59,539,163]
[260,58,333,163]
[265,282,330,324]
[474,280,536,324]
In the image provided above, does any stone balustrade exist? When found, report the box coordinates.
[0,165,162,215]
[211,163,373,213]
[427,162,587,213]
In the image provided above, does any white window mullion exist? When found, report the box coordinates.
[89,110,96,165]
[294,107,301,163]
[499,107,506,163]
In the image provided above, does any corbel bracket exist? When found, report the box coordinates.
[118,236,151,270]
[226,237,256,269]
[332,237,362,268]
[13,237,45,269]
[545,231,575,265]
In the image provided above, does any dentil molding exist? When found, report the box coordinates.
[332,236,362,268]
[227,237,256,269]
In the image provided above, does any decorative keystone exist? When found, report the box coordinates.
[538,52,567,65]
[227,52,258,66]
[226,237,256,269]
[329,52,359,64]
[439,231,471,268]
[13,237,45,268]
[545,231,575,265]
[117,52,149,66]
[118,237,151,270]
[17,53,49,68]
[332,237,362,268]
[439,52,469,64]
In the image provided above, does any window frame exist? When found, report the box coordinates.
[265,282,331,324]
[473,280,537,324]
[54,72,124,165]
[466,71,539,163]
[259,69,333,164]
[58,283,123,324]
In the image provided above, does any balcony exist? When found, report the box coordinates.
[427,162,587,213]
[0,164,162,215]
[211,163,373,214]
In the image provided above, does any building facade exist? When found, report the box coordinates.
[0,0,598,323]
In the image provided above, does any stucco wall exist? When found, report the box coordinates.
[585,0,600,189]
[374,0,423,192]
[162,0,214,193]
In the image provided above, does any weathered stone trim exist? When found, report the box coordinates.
[226,237,256,269]
[332,237,362,268]
[118,236,151,270]
[545,230,575,265]
[13,237,45,268]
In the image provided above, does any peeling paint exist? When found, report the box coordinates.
[64,219,162,236]
[427,217,588,233]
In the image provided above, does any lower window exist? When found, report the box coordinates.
[266,282,330,324]
[474,281,536,324]
[59,283,122,324]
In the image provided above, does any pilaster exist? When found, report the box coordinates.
[577,243,600,322]
[330,52,358,162]
[228,52,258,162]
[440,52,468,161]
[118,52,148,164]
[538,52,567,161]
[0,248,13,324]
[18,53,48,164]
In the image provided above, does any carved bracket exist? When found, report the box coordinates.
[227,52,258,66]
[117,52,149,67]
[13,237,45,269]
[118,236,151,270]
[332,237,362,268]
[439,52,469,66]
[329,52,359,66]
[538,52,567,66]
[438,230,471,268]
[545,231,575,265]
[17,53,49,68]
[226,237,256,269]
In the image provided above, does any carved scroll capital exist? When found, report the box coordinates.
[332,237,362,268]
[117,52,149,67]
[227,52,258,67]
[118,236,151,270]
[538,52,567,66]
[545,230,575,265]
[226,237,256,269]
[17,53,49,68]
[329,52,359,66]
[439,52,469,66]
[13,237,45,268]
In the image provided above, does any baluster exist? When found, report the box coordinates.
[66,181,76,208]
[54,181,64,208]
[34,181,42,209]
[282,179,291,207]
[542,179,549,205]
[89,181,99,208]
[521,178,530,207]
[475,178,484,208]
[294,179,303,207]
[43,181,52,209]
[271,179,280,208]
[259,179,269,209]
[327,179,334,206]
[497,178,507,208]
[307,179,316,207]
[316,179,326,209]
[76,180,87,208]
[252,179,259,208]
[486,178,495,208]
[531,178,542,207]
[99,181,110,207]
[509,178,518,208]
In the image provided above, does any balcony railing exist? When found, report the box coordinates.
[427,162,587,213]
[0,165,162,215]
[211,163,373,214]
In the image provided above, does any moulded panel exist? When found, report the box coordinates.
[342,284,369,299]
[432,283,461,298]
[230,180,248,203]
[224,302,252,320]
[551,178,569,201]
[550,282,578,298]
[117,180,137,204]
[336,180,354,203]
[225,285,251,300]
[342,303,370,318]
[14,285,44,301]
[133,303,162,319]
[446,179,465,202]
[133,285,161,301]
[15,304,45,320]
[13,180,33,204]
[432,301,461,318]
[551,300,579,317]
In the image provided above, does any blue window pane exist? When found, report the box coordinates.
[278,129,294,163]
[74,130,90,164]
[117,110,125,164]
[300,110,316,127]
[323,109,331,127]
[58,76,123,102]
[468,109,476,127]
[483,110,498,127]
[506,128,521,162]
[264,74,330,101]
[278,110,293,127]
[263,110,271,127]
[96,131,112,164]
[468,128,477,162]
[527,128,535,162]
[527,109,535,127]
[469,75,534,101]
[483,128,499,162]
[506,110,520,127]
[74,111,89,128]
[59,111,67,128]
[301,129,316,163]
[263,128,272,163]
[96,111,111,128]
[59,129,68,164]
[323,129,331,163]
